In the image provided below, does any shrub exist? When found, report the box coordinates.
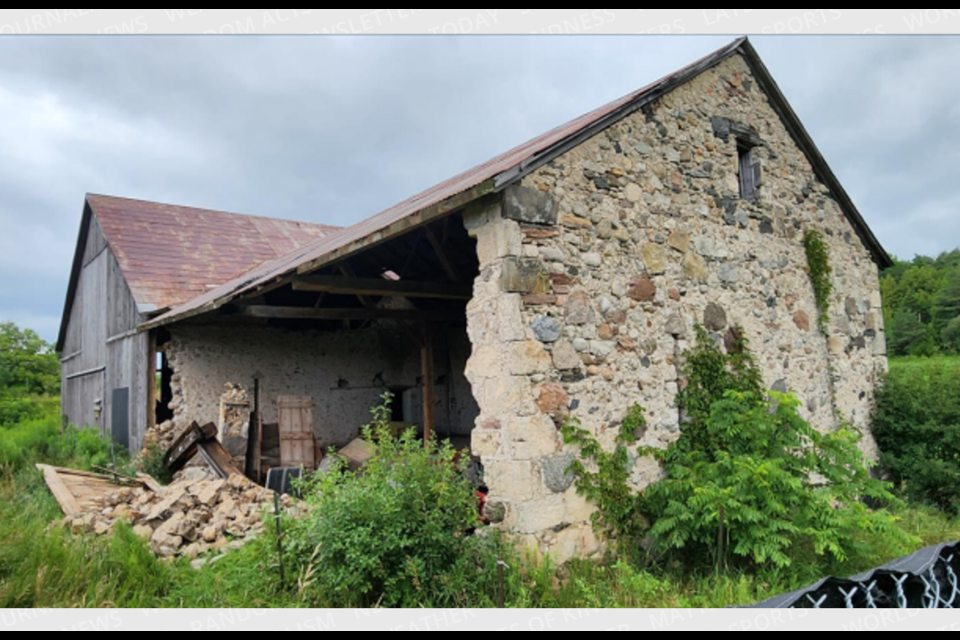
[642,390,911,570]
[639,329,912,570]
[874,357,960,514]
[137,444,174,486]
[285,393,516,607]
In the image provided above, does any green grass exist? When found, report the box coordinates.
[888,354,960,376]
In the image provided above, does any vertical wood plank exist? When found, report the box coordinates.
[421,326,436,445]
[278,397,316,469]
[147,331,157,436]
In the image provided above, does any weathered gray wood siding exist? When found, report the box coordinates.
[61,214,150,452]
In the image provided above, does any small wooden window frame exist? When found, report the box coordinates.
[738,142,762,203]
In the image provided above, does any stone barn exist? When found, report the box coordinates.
[59,38,891,561]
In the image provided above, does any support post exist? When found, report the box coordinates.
[421,325,436,446]
[147,330,158,435]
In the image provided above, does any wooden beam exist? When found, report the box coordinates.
[147,331,157,435]
[37,464,82,517]
[425,226,463,284]
[65,366,105,381]
[421,327,436,445]
[292,275,472,300]
[337,262,375,309]
[246,378,263,483]
[231,306,459,322]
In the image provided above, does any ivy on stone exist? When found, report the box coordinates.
[803,230,834,335]
[561,405,649,563]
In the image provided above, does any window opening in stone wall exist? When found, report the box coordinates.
[738,142,762,203]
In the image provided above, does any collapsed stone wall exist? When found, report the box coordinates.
[163,323,478,449]
[465,53,887,563]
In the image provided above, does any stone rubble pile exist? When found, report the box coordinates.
[64,470,294,562]
[141,419,186,455]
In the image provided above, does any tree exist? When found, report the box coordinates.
[933,269,960,345]
[0,322,60,396]
[943,317,960,354]
[888,309,936,357]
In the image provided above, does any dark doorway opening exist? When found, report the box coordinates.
[156,329,174,425]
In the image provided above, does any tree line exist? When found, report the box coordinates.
[0,322,60,425]
[881,249,960,357]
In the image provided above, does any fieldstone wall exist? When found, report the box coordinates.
[164,323,478,448]
[465,53,887,563]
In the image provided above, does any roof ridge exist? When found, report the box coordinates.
[85,193,342,231]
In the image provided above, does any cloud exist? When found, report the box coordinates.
[0,35,953,342]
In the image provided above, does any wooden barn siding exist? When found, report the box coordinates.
[61,215,149,451]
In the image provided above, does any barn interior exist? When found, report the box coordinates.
[154,211,483,482]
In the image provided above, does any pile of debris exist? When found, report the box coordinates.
[65,469,292,562]
[141,419,187,456]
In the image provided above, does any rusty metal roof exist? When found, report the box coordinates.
[88,194,339,312]
[56,195,339,349]
[142,37,890,332]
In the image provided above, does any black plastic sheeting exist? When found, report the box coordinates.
[753,542,960,608]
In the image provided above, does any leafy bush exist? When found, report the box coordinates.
[874,357,960,514]
[285,393,516,607]
[643,390,911,570]
[137,444,174,486]
[0,322,60,426]
[640,330,911,570]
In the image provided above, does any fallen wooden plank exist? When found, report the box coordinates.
[36,464,82,518]
[197,439,244,480]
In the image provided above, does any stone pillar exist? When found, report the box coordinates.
[463,193,601,563]
[219,383,251,467]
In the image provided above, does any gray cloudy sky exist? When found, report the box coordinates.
[0,35,958,343]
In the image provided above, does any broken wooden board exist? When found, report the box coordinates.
[164,422,217,473]
[197,438,244,480]
[36,464,156,518]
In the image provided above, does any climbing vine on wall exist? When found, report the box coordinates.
[561,405,649,563]
[803,230,834,334]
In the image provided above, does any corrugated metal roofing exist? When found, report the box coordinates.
[142,37,890,331]
[87,194,339,312]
